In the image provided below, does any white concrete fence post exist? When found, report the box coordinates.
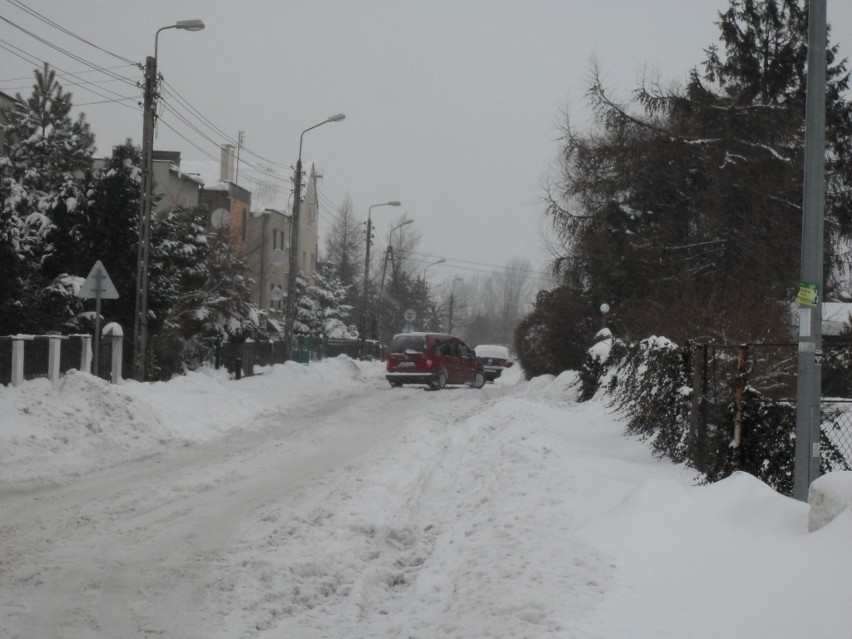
[80,334,93,374]
[48,335,63,386]
[102,323,123,384]
[11,336,29,387]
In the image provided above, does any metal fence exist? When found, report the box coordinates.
[0,337,11,386]
[692,342,852,470]
[824,400,852,465]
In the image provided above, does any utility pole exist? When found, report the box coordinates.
[358,213,373,356]
[358,202,401,357]
[793,0,827,501]
[235,130,244,185]
[132,55,156,382]
[283,157,303,360]
[132,20,205,381]
[282,114,345,361]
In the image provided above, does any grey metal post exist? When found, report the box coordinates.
[793,0,827,501]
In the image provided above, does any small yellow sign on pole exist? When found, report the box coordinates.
[795,281,819,306]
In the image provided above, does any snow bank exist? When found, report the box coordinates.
[0,357,384,491]
[808,471,852,531]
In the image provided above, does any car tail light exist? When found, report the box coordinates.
[426,359,433,368]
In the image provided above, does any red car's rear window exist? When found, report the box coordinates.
[390,334,426,354]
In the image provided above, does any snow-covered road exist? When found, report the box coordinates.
[2,377,462,637]
[1,359,850,638]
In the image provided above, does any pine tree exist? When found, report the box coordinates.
[148,207,261,378]
[2,64,94,194]
[82,142,142,325]
[0,64,96,333]
[309,261,357,338]
[324,193,364,290]
[291,273,315,336]
[544,0,852,343]
[0,176,37,334]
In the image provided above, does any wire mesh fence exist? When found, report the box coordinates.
[823,400,852,468]
[693,342,852,472]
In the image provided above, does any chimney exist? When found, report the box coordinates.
[220,144,236,183]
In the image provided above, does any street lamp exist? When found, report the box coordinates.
[422,258,445,282]
[283,113,346,360]
[358,201,401,357]
[133,19,205,382]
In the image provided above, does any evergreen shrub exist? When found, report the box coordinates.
[583,335,851,495]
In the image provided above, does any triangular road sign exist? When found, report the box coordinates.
[77,260,119,299]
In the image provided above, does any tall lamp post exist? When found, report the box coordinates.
[283,113,346,360]
[422,258,445,282]
[133,19,205,382]
[358,201,401,357]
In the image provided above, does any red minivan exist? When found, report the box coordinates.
[386,332,485,390]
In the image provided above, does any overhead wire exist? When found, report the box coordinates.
[0,37,40,68]
[0,15,138,86]
[5,0,138,66]
[160,79,290,169]
[0,38,141,112]
[408,249,552,277]
[0,62,137,84]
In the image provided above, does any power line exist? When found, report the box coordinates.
[0,73,136,92]
[160,79,289,169]
[0,38,40,68]
[407,249,552,278]
[0,38,141,112]
[5,0,139,66]
[0,15,138,86]
[0,62,136,84]
[76,95,139,107]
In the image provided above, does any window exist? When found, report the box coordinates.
[390,334,425,354]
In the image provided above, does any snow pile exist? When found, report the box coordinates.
[808,471,852,531]
[0,357,382,490]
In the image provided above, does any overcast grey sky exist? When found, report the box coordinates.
[4,1,852,288]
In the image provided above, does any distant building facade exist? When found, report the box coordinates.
[151,151,205,214]
[205,144,320,314]
[97,141,322,318]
